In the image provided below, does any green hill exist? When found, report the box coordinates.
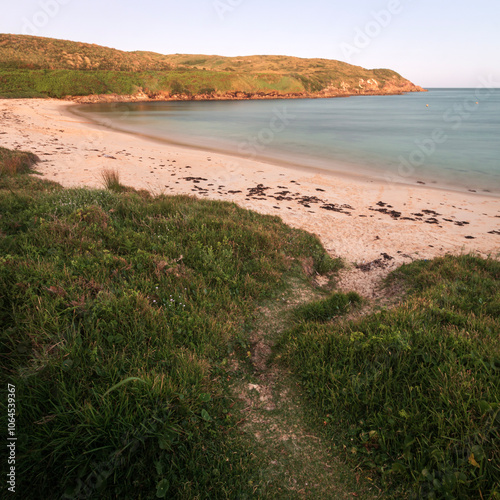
[0,34,173,71]
[0,34,424,99]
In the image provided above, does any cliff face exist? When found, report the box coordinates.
[316,76,424,96]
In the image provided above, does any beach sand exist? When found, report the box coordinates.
[1,98,499,293]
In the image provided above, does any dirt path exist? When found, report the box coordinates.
[229,277,384,499]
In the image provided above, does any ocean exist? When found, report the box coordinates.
[76,89,500,195]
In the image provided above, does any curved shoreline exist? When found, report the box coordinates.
[71,98,498,199]
[69,102,412,192]
[1,98,499,271]
[67,86,427,105]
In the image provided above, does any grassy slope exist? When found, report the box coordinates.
[0,154,342,499]
[0,34,174,71]
[3,149,495,498]
[279,255,500,499]
[0,34,418,98]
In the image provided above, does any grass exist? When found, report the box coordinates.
[0,159,343,499]
[0,67,410,100]
[100,168,125,193]
[2,146,496,498]
[278,254,500,499]
[292,291,362,322]
[0,68,301,99]
[0,146,39,176]
[225,281,382,499]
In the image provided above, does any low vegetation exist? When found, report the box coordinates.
[0,146,39,176]
[0,153,341,499]
[0,34,419,99]
[292,291,362,322]
[0,68,303,99]
[2,147,497,498]
[100,168,125,193]
[278,255,500,499]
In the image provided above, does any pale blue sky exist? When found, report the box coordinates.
[2,0,499,87]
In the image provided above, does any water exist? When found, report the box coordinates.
[77,89,500,195]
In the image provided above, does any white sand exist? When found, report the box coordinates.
[2,98,499,275]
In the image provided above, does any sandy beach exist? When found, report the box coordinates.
[1,98,499,290]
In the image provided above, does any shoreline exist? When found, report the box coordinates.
[67,86,427,105]
[71,100,499,200]
[1,98,499,275]
[69,103,420,193]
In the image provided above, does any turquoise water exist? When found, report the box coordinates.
[78,89,500,194]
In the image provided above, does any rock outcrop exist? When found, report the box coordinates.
[70,80,425,104]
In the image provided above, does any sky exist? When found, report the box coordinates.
[2,0,500,87]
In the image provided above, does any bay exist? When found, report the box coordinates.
[77,89,500,195]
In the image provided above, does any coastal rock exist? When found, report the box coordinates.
[69,81,425,104]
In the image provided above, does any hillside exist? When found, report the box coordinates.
[0,34,425,100]
[0,34,173,71]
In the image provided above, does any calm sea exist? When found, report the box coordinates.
[77,89,500,195]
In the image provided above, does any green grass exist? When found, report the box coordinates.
[0,162,342,499]
[3,147,494,498]
[278,255,500,499]
[227,284,381,499]
[292,291,362,322]
[0,66,410,99]
[0,68,300,98]
[100,168,126,193]
[0,69,142,98]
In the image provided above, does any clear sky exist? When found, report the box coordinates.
[2,0,499,87]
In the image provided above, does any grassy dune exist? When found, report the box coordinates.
[279,256,500,499]
[1,149,497,498]
[0,153,341,498]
